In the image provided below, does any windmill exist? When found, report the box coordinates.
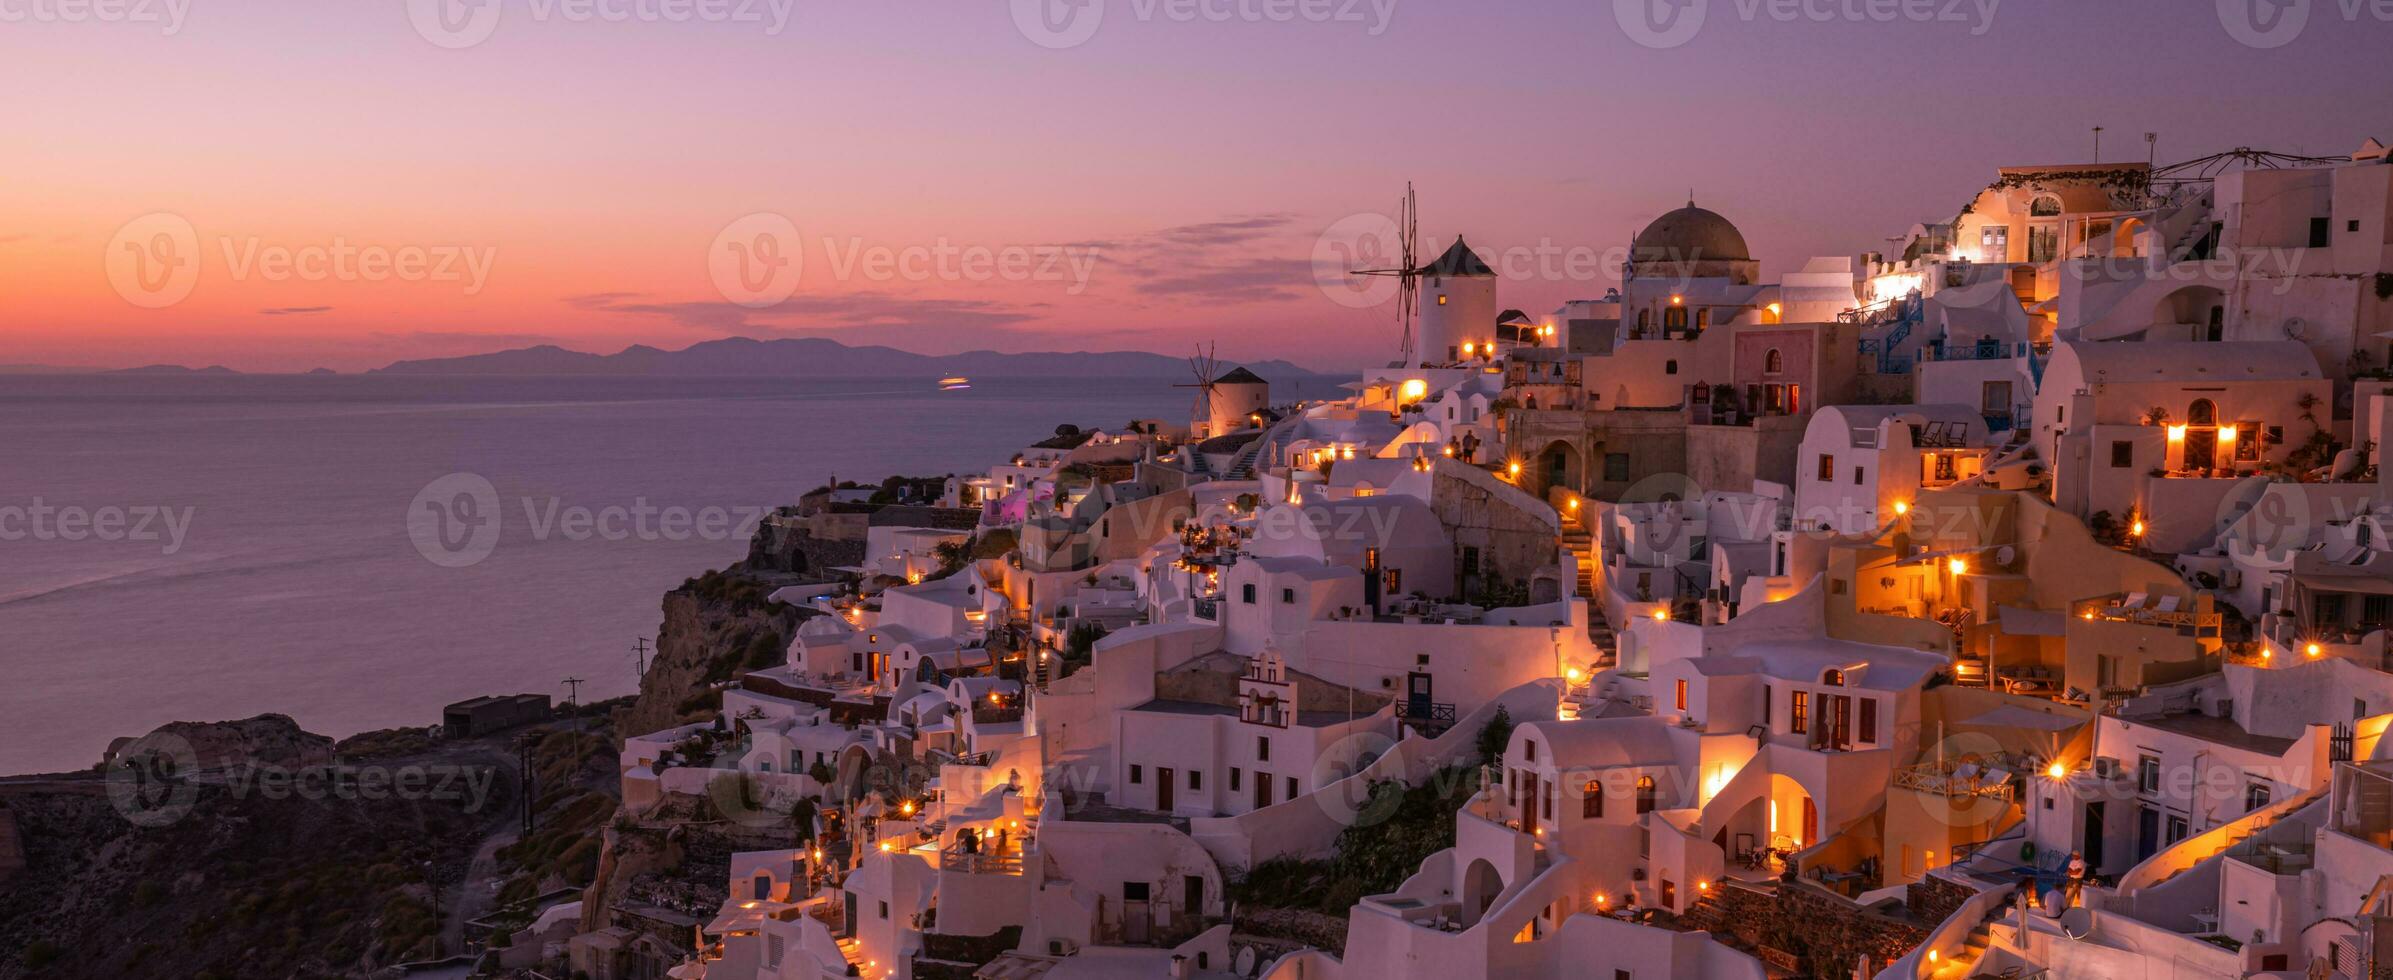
[1175,342,1223,437]
[1350,182,1422,367]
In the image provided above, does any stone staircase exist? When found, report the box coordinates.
[1560,513,1617,665]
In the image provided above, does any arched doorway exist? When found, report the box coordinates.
[1460,858,1504,926]
[1536,440,1583,498]
[2185,399,2219,472]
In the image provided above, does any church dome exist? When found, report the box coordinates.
[1633,203,1751,263]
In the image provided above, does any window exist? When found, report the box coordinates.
[1822,669,1844,686]
[1189,770,1202,790]
[2309,216,2332,248]
[1674,680,1689,711]
[1665,359,1678,375]
[1763,684,1773,725]
[1765,348,1784,374]
[1257,737,1270,761]
[1817,454,1836,481]
[1382,569,1402,594]
[2111,440,2135,468]
[2165,814,2189,844]
[1230,767,1242,790]
[1280,588,1295,604]
[1852,466,1864,485]
[879,900,890,920]
[2351,219,2363,234]
[1604,453,1630,482]
[1241,584,1256,604]
[2029,194,2062,217]
[2137,755,2161,794]
[1982,380,2011,416]
[1635,775,1658,814]
[1791,691,1810,734]
[1124,882,1150,902]
[1859,698,1878,743]
[2244,782,2271,812]
[1286,776,1299,799]
[1583,781,1604,818]
[1543,784,1553,820]
[1130,764,1144,784]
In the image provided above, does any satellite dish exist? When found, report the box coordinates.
[1234,946,1258,976]
[2060,907,2096,939]
[2285,318,2307,340]
[1995,545,2017,567]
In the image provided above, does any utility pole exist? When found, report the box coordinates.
[2145,132,2158,168]
[2091,126,2104,163]
[632,637,650,678]
[562,676,585,709]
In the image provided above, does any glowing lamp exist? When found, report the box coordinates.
[1399,378,1428,403]
[2261,648,2273,662]
[1507,461,1522,478]
[2166,425,2188,443]
[1697,880,1711,894]
[878,841,893,853]
[1567,498,1580,510]
[2218,425,2239,445]
[1928,950,1939,964]
[1766,302,1782,318]
[1670,295,1684,306]
[1652,608,1670,622]
[2045,762,2067,780]
[1892,500,1909,516]
[1441,445,1455,457]
[1947,558,1968,576]
[2130,520,2145,537]
[1595,893,1609,907]
[2081,610,2095,620]
[901,801,916,815]
[2307,642,2324,658]
[1566,667,1584,683]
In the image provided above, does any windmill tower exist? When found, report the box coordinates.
[1177,344,1223,439]
[1352,183,1423,367]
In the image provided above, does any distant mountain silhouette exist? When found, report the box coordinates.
[369,337,1323,380]
[109,364,242,375]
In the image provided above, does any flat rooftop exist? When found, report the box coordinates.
[1128,698,1376,729]
[2120,710,2297,756]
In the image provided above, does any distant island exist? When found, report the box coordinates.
[108,364,242,375]
[368,337,1324,380]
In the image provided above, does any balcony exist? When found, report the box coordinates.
[1891,758,2019,801]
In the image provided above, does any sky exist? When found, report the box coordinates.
[2,0,2389,373]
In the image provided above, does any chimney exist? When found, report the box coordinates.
[1168,954,1190,979]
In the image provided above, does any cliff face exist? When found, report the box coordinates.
[615,567,812,752]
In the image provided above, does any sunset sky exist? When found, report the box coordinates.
[4,0,2388,372]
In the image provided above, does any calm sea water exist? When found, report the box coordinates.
[0,374,1332,775]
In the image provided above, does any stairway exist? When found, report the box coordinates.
[1560,512,1617,665]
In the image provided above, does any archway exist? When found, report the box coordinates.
[1459,858,1504,926]
[2152,285,2226,342]
[1535,440,1584,498]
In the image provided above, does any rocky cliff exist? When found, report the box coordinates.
[614,566,813,740]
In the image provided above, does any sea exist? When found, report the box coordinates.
[0,373,1339,776]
